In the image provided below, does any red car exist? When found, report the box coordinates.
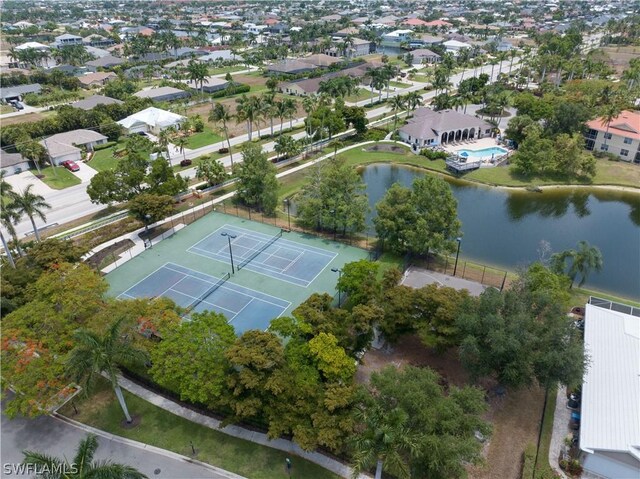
[61,160,80,172]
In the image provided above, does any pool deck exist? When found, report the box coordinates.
[442,137,510,165]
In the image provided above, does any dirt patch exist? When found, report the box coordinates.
[356,334,545,479]
[364,144,406,154]
[1,112,46,126]
[599,46,640,74]
[85,239,135,269]
[233,73,267,87]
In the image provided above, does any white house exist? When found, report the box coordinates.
[580,301,640,479]
[381,29,414,48]
[117,107,186,135]
[443,39,472,55]
[0,149,30,176]
[54,33,84,48]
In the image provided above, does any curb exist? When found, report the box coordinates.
[52,412,247,479]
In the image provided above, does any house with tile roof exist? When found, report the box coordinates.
[585,110,640,163]
[40,130,108,165]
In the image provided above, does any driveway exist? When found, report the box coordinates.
[71,162,99,183]
[1,398,237,478]
[3,170,53,196]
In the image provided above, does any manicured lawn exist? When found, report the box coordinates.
[534,388,558,479]
[346,89,376,103]
[388,81,412,89]
[0,104,15,114]
[89,146,119,172]
[62,379,340,479]
[185,130,224,149]
[410,74,431,83]
[38,166,81,189]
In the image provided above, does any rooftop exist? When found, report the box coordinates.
[581,302,640,460]
[71,94,123,110]
[586,110,640,141]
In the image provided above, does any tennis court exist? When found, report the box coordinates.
[118,262,290,333]
[187,224,337,287]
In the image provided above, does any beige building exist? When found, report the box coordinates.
[585,110,640,164]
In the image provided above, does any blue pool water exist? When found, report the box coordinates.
[457,147,508,158]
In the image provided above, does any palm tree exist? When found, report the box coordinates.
[351,405,416,479]
[551,240,604,288]
[1,171,18,267]
[235,94,261,141]
[283,98,297,130]
[209,103,235,169]
[261,93,277,136]
[187,60,208,94]
[403,91,422,114]
[11,184,51,242]
[174,136,188,162]
[23,434,147,479]
[389,95,405,131]
[599,103,622,150]
[66,317,149,424]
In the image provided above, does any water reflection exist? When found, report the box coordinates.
[506,191,592,221]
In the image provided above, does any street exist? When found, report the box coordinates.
[1,399,236,478]
[5,58,518,239]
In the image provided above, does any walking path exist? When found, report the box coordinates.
[116,375,371,479]
[548,386,571,479]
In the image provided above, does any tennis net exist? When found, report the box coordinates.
[187,272,231,312]
[237,229,283,270]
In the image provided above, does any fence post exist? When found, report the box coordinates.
[462,261,467,279]
[481,266,486,284]
[500,271,507,291]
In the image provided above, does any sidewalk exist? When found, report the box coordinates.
[548,386,571,479]
[116,375,371,479]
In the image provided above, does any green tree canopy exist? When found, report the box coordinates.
[150,311,235,406]
[235,142,278,214]
[374,176,461,256]
[127,193,175,224]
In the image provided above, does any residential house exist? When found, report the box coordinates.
[373,15,400,26]
[423,20,453,28]
[1,84,42,103]
[133,86,191,102]
[85,55,125,71]
[15,42,50,52]
[585,110,640,163]
[399,108,493,149]
[301,53,342,68]
[403,18,430,27]
[320,14,342,23]
[411,48,441,64]
[412,34,444,48]
[279,62,376,97]
[117,107,186,134]
[443,39,472,55]
[381,29,414,48]
[85,46,112,59]
[71,94,124,110]
[83,34,115,48]
[78,72,117,89]
[333,27,360,38]
[579,302,640,479]
[54,33,83,48]
[0,149,30,176]
[266,59,316,76]
[180,76,229,93]
[41,130,108,165]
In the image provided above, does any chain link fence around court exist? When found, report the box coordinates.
[411,254,509,290]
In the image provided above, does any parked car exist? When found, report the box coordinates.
[61,160,80,172]
[218,147,229,154]
[180,159,192,167]
[14,102,24,110]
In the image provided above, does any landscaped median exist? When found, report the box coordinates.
[60,378,342,479]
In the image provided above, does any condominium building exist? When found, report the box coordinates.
[585,110,640,164]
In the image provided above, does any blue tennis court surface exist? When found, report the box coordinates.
[118,263,290,334]
[187,224,337,287]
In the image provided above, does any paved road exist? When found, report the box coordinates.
[7,58,519,238]
[1,399,231,478]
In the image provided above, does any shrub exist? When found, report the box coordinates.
[420,149,448,160]
[362,128,387,141]
[210,83,250,98]
[93,141,117,151]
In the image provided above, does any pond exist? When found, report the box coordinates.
[360,163,640,301]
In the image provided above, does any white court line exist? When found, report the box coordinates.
[281,250,304,273]
[162,263,291,309]
[117,262,173,298]
[187,246,290,275]
[167,288,239,316]
[155,274,189,303]
[230,298,254,320]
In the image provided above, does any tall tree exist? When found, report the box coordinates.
[235,142,278,214]
[10,184,51,241]
[550,240,604,288]
[23,434,147,479]
[150,311,235,406]
[374,177,461,256]
[66,317,149,424]
[208,103,235,168]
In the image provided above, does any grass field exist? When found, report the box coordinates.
[410,74,431,83]
[38,166,81,189]
[89,146,120,171]
[62,379,339,479]
[185,129,224,149]
[0,104,15,114]
[388,80,412,89]
[346,89,377,103]
[207,65,247,75]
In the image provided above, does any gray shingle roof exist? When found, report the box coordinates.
[0,149,27,168]
[400,108,492,139]
[0,83,41,100]
[71,95,124,110]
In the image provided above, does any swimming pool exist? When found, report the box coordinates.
[456,147,508,158]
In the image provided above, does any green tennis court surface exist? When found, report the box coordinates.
[107,211,369,333]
